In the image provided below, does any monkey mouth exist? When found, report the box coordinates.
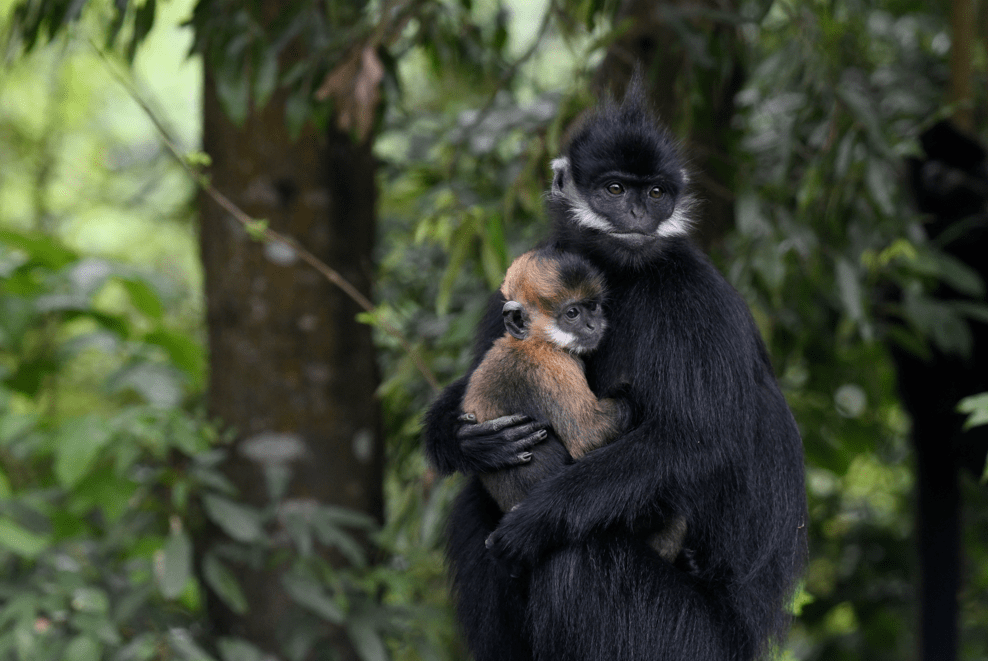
[609,231,655,246]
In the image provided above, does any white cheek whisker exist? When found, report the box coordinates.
[654,197,696,238]
[569,197,614,232]
[547,326,578,351]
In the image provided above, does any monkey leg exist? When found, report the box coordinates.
[445,479,534,661]
[526,536,746,661]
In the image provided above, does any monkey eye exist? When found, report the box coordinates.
[585,301,599,312]
[565,306,581,320]
[649,186,664,199]
[606,182,624,195]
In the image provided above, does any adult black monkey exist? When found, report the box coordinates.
[424,83,807,661]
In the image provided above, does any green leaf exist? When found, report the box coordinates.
[215,53,250,127]
[347,615,389,661]
[935,254,986,298]
[285,88,312,140]
[0,229,77,270]
[318,505,378,530]
[108,363,185,408]
[436,222,474,316]
[71,588,110,614]
[72,463,139,522]
[0,295,36,351]
[789,582,814,616]
[119,277,164,320]
[158,529,193,599]
[958,393,988,431]
[202,554,248,615]
[202,495,263,543]
[954,301,988,325]
[5,356,59,396]
[253,47,279,110]
[865,158,894,216]
[480,225,506,290]
[282,573,344,623]
[85,311,131,338]
[903,291,972,358]
[64,635,102,661]
[835,258,865,326]
[312,523,367,567]
[115,633,158,661]
[106,0,127,49]
[245,219,269,241]
[0,518,49,557]
[217,638,266,661]
[185,151,212,168]
[909,251,986,298]
[168,629,217,661]
[127,0,156,62]
[143,328,205,383]
[54,416,113,488]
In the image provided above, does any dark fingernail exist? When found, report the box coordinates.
[538,430,548,439]
[485,534,494,549]
[519,452,532,462]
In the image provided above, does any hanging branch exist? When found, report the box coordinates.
[92,44,442,394]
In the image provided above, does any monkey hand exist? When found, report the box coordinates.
[456,414,549,473]
[614,398,634,432]
[484,503,556,569]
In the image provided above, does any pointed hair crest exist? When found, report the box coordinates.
[564,76,687,194]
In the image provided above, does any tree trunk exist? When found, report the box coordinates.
[197,50,382,661]
[593,0,744,257]
[949,0,974,131]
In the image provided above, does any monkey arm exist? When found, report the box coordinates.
[423,289,550,476]
[423,376,547,475]
[484,420,734,566]
[487,373,803,573]
[562,396,631,458]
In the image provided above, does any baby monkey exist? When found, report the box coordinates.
[462,248,630,513]
[463,248,688,565]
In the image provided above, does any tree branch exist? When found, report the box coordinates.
[92,43,441,394]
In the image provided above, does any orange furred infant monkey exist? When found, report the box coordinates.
[462,248,630,513]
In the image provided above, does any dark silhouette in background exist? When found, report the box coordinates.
[899,120,988,661]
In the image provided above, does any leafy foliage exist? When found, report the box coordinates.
[729,1,988,658]
[3,0,988,660]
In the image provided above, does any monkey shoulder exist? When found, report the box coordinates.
[463,337,540,420]
[587,245,768,400]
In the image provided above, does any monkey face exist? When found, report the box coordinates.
[548,93,697,269]
[551,299,607,354]
[584,176,679,236]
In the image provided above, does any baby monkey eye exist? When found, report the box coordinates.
[606,182,625,195]
[565,306,581,320]
[648,186,664,199]
[585,301,599,312]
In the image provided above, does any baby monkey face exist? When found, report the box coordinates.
[551,298,607,354]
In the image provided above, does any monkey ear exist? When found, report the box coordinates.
[502,300,529,340]
[550,157,570,195]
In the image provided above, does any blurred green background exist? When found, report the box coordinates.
[0,0,986,660]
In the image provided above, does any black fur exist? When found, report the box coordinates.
[424,88,807,661]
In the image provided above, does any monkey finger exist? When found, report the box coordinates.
[501,423,548,448]
[485,530,524,579]
[502,451,533,468]
[456,414,533,439]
